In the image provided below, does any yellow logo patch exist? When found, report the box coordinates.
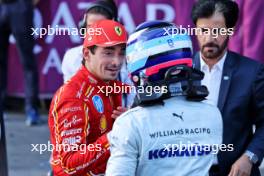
[99,115,107,133]
[115,26,122,36]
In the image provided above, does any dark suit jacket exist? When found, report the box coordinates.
[194,51,264,176]
[0,107,8,176]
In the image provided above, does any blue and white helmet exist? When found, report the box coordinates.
[126,21,193,85]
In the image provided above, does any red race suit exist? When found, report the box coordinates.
[48,66,122,176]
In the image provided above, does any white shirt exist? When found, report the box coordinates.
[61,45,83,83]
[106,96,223,176]
[61,45,136,107]
[200,52,227,106]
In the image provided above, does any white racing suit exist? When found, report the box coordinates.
[106,96,223,176]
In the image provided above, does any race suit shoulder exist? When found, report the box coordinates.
[49,66,122,176]
[106,96,223,176]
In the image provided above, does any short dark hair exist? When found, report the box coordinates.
[79,0,118,30]
[86,0,118,20]
[191,0,239,28]
[82,45,98,65]
[87,6,113,20]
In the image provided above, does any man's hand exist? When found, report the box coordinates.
[228,154,253,176]
[111,106,128,119]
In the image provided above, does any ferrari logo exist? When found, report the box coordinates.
[115,26,122,36]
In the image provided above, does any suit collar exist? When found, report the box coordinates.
[193,51,238,111]
[217,51,237,111]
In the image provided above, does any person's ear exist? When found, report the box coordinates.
[83,47,91,63]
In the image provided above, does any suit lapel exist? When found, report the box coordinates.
[193,53,201,86]
[193,51,237,112]
[217,52,236,111]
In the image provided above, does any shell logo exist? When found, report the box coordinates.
[100,115,107,133]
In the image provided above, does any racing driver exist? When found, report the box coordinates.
[48,19,127,176]
[106,21,223,176]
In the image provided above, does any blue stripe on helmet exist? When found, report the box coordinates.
[145,51,192,68]
[126,34,191,55]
